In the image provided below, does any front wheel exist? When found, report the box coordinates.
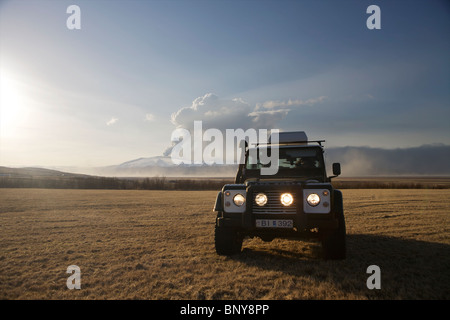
[321,190,346,260]
[214,225,243,256]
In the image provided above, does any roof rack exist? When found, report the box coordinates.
[253,140,325,147]
[250,131,325,147]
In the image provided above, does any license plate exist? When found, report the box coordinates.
[256,219,293,228]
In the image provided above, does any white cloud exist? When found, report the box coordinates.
[106,117,118,126]
[170,93,327,131]
[165,93,329,159]
[171,93,253,130]
[248,108,290,129]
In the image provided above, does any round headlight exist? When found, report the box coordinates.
[280,193,294,206]
[307,193,321,207]
[255,193,268,206]
[233,194,245,206]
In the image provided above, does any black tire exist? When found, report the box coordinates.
[321,190,346,260]
[215,225,243,256]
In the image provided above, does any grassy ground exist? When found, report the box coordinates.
[0,188,449,299]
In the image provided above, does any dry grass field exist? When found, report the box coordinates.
[0,188,449,300]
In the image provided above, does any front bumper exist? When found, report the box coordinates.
[217,183,339,233]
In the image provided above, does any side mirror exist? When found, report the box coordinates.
[332,163,341,176]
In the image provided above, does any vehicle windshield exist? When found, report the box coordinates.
[245,146,325,179]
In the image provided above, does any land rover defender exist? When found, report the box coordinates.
[213,131,346,260]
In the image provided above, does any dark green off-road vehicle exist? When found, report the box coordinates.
[213,131,346,260]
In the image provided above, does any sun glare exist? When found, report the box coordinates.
[0,72,24,137]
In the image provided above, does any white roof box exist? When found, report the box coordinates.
[269,131,308,144]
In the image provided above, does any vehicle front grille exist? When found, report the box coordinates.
[252,190,297,214]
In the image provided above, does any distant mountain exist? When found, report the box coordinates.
[0,166,123,189]
[0,166,92,178]
[93,156,237,177]
[92,144,450,177]
[118,156,175,168]
[4,144,448,178]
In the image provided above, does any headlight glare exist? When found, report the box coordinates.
[307,193,321,207]
[255,193,268,206]
[233,193,245,206]
[280,193,294,206]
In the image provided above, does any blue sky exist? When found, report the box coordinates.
[0,0,449,167]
